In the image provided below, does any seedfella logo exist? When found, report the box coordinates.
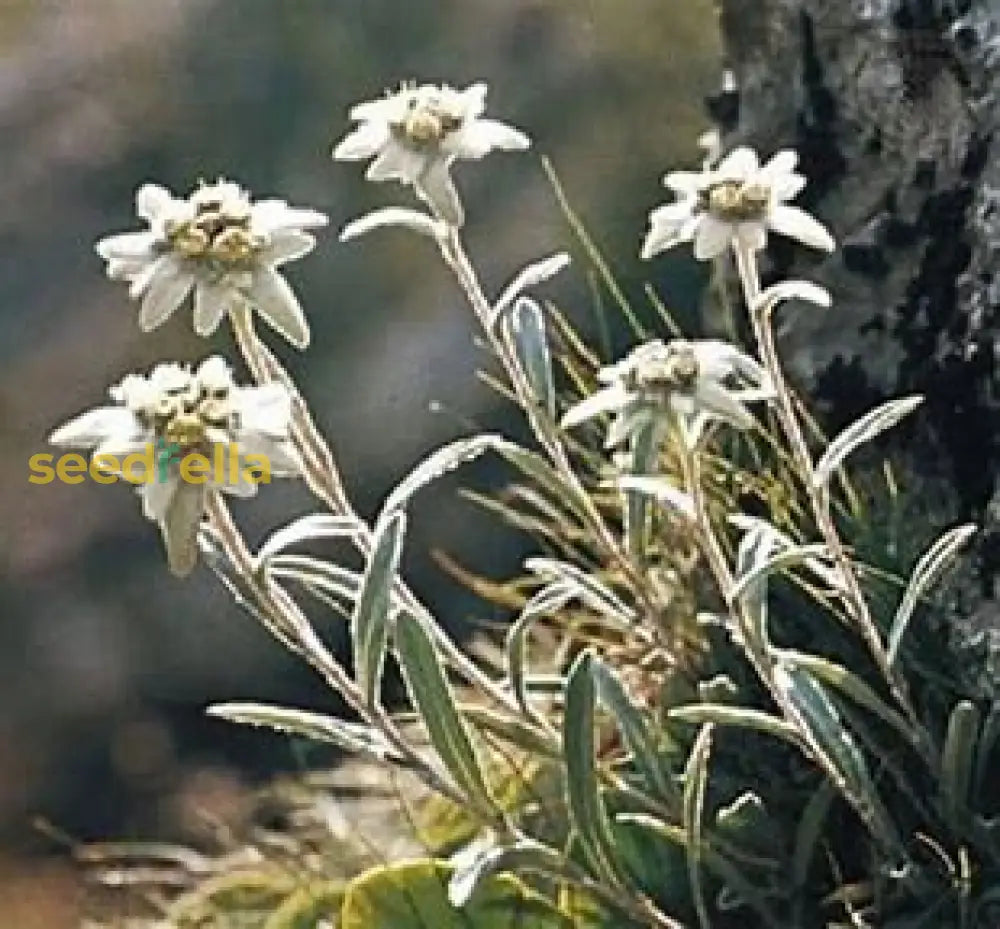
[29,438,272,486]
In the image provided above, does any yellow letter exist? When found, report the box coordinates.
[180,453,210,484]
[122,444,155,484]
[56,453,88,485]
[243,454,271,485]
[90,454,120,484]
[28,453,55,485]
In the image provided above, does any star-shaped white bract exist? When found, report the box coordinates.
[96,179,327,348]
[561,338,773,447]
[641,147,835,262]
[49,356,299,576]
[332,81,530,227]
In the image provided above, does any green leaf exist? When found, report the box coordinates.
[727,542,828,604]
[493,442,590,523]
[777,649,918,754]
[206,702,399,761]
[503,297,556,418]
[669,704,800,746]
[526,558,634,626]
[262,882,343,929]
[379,434,507,523]
[341,860,573,929]
[256,513,361,565]
[352,509,407,707]
[791,781,835,893]
[563,650,623,885]
[449,837,586,908]
[888,523,977,666]
[941,699,980,830]
[268,554,363,613]
[461,705,561,758]
[683,723,713,929]
[506,583,574,720]
[621,420,666,558]
[395,613,493,813]
[490,251,571,328]
[592,658,677,804]
[774,664,898,851]
[814,395,923,487]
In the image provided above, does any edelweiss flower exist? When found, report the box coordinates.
[332,81,529,227]
[96,180,328,348]
[641,147,835,261]
[561,339,772,446]
[49,357,299,576]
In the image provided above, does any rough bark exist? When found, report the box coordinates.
[716,0,1000,687]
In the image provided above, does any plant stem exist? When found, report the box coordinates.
[227,304,519,715]
[731,244,917,722]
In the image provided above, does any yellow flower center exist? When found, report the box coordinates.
[703,180,771,222]
[145,379,234,453]
[397,93,463,147]
[633,344,700,398]
[165,194,262,264]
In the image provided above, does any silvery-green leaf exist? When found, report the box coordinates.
[207,702,400,761]
[162,482,204,577]
[727,542,829,603]
[622,420,662,558]
[888,523,977,666]
[941,700,980,829]
[489,252,571,329]
[617,474,695,522]
[814,396,923,488]
[506,582,575,719]
[352,510,407,707]
[395,613,493,811]
[593,658,677,803]
[448,837,582,908]
[525,557,634,626]
[339,207,445,242]
[776,649,917,754]
[974,701,1000,797]
[256,513,362,566]
[502,297,556,418]
[697,674,739,704]
[670,704,799,746]
[774,663,898,850]
[563,650,622,885]
[493,442,591,523]
[460,705,561,757]
[379,434,507,525]
[791,781,835,894]
[683,723,713,929]
[268,554,363,610]
[753,279,832,320]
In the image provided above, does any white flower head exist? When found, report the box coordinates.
[641,146,835,262]
[561,338,773,447]
[96,179,328,348]
[49,356,299,577]
[332,81,530,227]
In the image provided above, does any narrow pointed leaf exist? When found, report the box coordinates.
[592,658,677,803]
[494,442,590,522]
[379,434,506,524]
[207,703,399,761]
[352,510,407,706]
[814,396,923,487]
[256,513,361,565]
[395,613,493,811]
[526,557,634,626]
[670,704,800,746]
[563,650,622,885]
[728,542,829,603]
[683,723,713,929]
[490,251,571,328]
[941,700,980,829]
[502,297,556,418]
[888,523,977,665]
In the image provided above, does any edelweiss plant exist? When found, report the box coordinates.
[71,73,999,929]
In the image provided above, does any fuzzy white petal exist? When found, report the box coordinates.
[234,383,292,438]
[448,118,530,159]
[258,229,316,266]
[460,82,489,118]
[663,171,705,194]
[193,279,231,337]
[759,149,798,182]
[768,204,836,252]
[251,199,328,234]
[248,266,310,349]
[136,183,176,222]
[693,215,732,261]
[333,120,391,160]
[561,382,630,428]
[716,146,760,179]
[416,160,463,227]
[96,231,158,262]
[641,201,699,259]
[350,95,410,124]
[49,407,139,447]
[366,143,428,183]
[138,255,195,331]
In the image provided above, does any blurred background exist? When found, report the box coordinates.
[0,1,721,924]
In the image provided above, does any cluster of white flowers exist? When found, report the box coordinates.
[50,357,297,576]
[51,73,839,578]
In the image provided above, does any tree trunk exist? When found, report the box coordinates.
[716,0,1000,683]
